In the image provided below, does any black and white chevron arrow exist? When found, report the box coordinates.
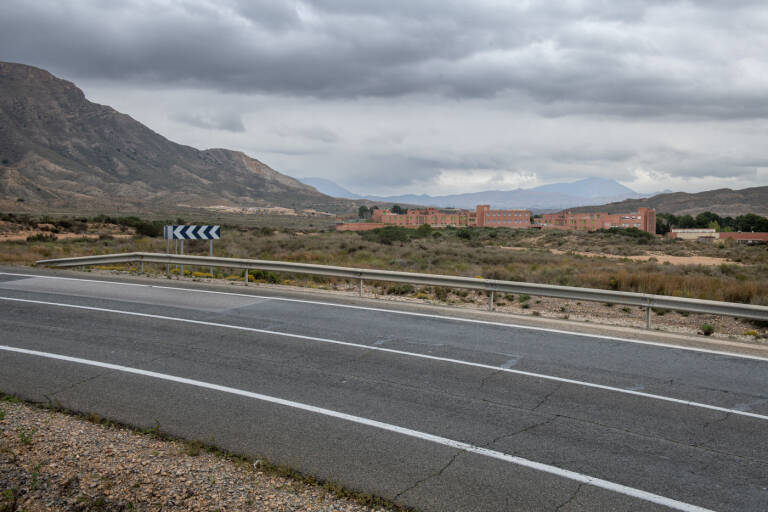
[163,225,221,240]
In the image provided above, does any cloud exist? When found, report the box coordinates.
[2,0,768,120]
[2,1,768,196]
[272,125,340,143]
[171,110,246,132]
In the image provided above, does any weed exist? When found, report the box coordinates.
[18,428,35,445]
[701,324,715,336]
[532,311,541,316]
[621,307,631,313]
[1,488,19,511]
[184,440,204,456]
[0,410,4,421]
[743,330,759,337]
[518,294,530,303]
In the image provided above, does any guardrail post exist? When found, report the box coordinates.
[140,258,144,274]
[244,268,248,285]
[180,240,184,278]
[645,298,652,329]
[359,278,363,297]
[489,290,494,311]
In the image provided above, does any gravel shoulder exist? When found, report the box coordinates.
[0,398,392,512]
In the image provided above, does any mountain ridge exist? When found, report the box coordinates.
[301,176,647,210]
[566,187,768,217]
[0,61,355,213]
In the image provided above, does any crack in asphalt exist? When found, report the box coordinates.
[555,483,584,511]
[393,449,464,502]
[48,369,114,397]
[532,383,563,412]
[486,416,558,448]
[479,368,505,389]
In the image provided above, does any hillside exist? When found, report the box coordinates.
[0,61,355,214]
[566,186,768,217]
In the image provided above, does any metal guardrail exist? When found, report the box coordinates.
[36,252,768,328]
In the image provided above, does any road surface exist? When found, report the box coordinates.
[1,267,767,511]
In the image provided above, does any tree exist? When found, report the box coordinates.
[676,214,696,228]
[358,205,370,219]
[734,213,768,232]
[390,204,405,214]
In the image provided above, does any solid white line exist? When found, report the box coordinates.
[0,344,713,512]
[2,294,767,422]
[2,271,767,362]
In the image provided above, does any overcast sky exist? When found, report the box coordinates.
[3,0,768,196]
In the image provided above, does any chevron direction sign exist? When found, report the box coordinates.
[163,225,221,240]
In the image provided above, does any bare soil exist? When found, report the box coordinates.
[0,399,389,512]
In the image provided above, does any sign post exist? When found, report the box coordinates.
[163,225,221,278]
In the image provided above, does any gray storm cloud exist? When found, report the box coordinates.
[1,0,767,194]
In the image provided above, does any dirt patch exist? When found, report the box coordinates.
[545,249,739,266]
[0,400,387,512]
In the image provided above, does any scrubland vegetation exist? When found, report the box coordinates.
[2,213,767,307]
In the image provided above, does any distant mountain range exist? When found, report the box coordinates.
[300,176,651,211]
[567,186,768,217]
[0,61,356,213]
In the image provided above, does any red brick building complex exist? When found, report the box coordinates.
[337,205,532,231]
[541,208,656,234]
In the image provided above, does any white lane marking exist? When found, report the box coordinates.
[3,295,767,422]
[2,271,767,363]
[5,272,768,364]
[0,344,714,512]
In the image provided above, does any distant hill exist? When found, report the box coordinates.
[299,177,361,199]
[566,186,768,217]
[327,177,647,210]
[0,61,356,214]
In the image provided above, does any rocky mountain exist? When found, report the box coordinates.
[0,61,355,213]
[309,177,646,210]
[566,186,768,217]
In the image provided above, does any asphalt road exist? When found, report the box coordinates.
[1,267,767,511]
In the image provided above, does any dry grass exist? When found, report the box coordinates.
[2,217,767,305]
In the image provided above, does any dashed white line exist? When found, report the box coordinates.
[0,343,714,512]
[1,271,767,362]
[2,294,767,422]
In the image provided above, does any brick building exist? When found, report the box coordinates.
[541,207,656,234]
[337,205,532,231]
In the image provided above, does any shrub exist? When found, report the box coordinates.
[518,294,531,303]
[414,224,433,238]
[359,226,409,245]
[433,286,449,301]
[249,270,281,283]
[387,283,415,295]
[26,233,57,242]
[701,324,715,336]
[457,228,473,240]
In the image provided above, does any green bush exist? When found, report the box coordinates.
[387,283,415,295]
[249,270,281,283]
[359,226,410,245]
[701,324,715,336]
